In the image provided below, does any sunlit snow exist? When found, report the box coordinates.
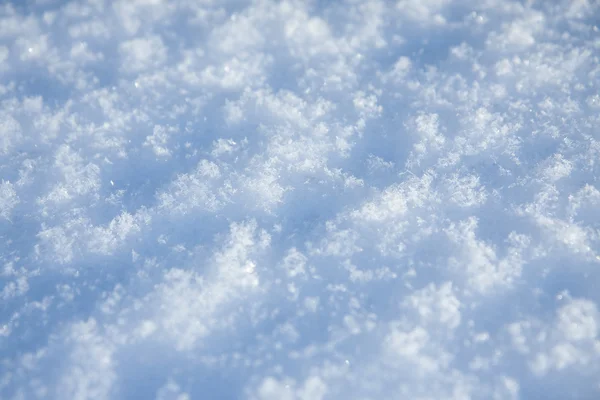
[1,0,600,399]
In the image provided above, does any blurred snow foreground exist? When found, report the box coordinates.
[1,0,600,398]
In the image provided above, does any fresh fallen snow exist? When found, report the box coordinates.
[1,0,600,399]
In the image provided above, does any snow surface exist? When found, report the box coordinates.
[1,0,600,399]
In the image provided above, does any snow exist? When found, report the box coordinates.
[1,0,600,399]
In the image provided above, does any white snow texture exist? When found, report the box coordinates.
[1,0,600,399]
